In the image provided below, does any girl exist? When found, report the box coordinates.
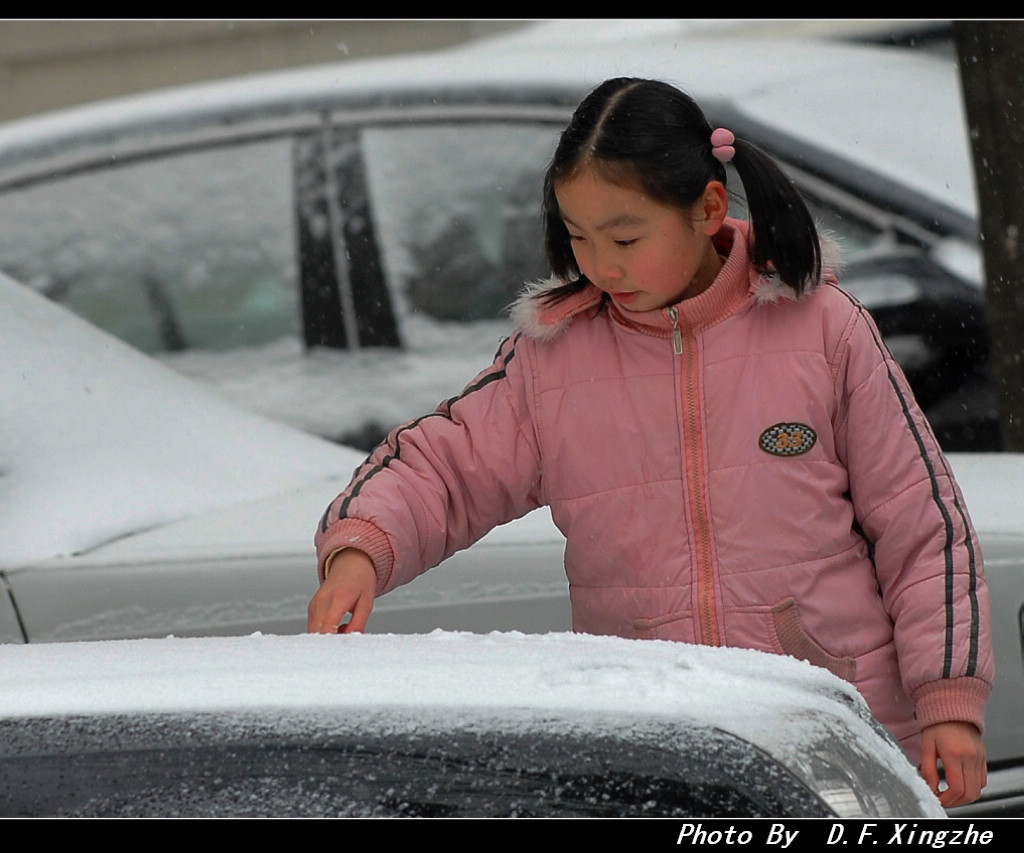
[309,78,992,807]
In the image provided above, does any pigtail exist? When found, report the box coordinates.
[729,139,822,296]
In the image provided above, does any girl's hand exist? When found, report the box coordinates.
[307,549,376,634]
[919,721,987,807]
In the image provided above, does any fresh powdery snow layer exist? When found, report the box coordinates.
[0,630,944,816]
[0,630,843,721]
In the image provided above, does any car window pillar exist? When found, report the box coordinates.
[295,114,400,351]
[320,116,362,351]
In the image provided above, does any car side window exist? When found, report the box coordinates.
[0,139,300,354]
[359,122,557,336]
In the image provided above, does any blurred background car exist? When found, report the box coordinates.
[0,23,995,451]
[0,631,947,818]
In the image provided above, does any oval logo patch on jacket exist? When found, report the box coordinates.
[759,423,817,457]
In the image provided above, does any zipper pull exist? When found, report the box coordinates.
[667,306,683,355]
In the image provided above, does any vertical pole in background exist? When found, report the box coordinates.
[954,20,1024,451]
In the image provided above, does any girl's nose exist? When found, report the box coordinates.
[594,251,624,282]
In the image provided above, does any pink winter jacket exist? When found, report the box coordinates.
[315,219,993,759]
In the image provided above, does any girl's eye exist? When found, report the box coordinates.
[615,239,638,247]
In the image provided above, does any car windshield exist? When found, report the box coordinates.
[0,710,834,818]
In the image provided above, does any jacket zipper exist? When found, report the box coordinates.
[667,306,721,646]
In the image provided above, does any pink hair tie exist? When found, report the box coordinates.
[710,127,735,163]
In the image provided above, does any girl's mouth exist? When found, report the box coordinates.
[610,291,640,304]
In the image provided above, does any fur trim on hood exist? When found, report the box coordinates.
[507,276,604,343]
[507,224,843,341]
[751,229,844,306]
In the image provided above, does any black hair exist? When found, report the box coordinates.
[541,77,821,303]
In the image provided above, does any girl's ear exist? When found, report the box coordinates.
[696,180,729,236]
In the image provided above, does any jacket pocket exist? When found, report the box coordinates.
[770,598,856,683]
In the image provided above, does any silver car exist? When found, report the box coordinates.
[0,631,946,818]
[0,24,996,451]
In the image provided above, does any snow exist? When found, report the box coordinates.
[734,52,975,220]
[0,630,946,817]
[0,630,805,719]
[0,272,364,569]
[158,317,514,446]
[82,472,559,564]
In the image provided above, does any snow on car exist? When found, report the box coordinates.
[0,631,946,818]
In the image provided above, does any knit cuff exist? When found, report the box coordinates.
[911,676,992,734]
[317,517,395,594]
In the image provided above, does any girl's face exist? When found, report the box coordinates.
[555,168,727,312]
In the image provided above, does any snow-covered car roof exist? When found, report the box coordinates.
[0,630,946,818]
[0,22,974,224]
[0,271,364,570]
